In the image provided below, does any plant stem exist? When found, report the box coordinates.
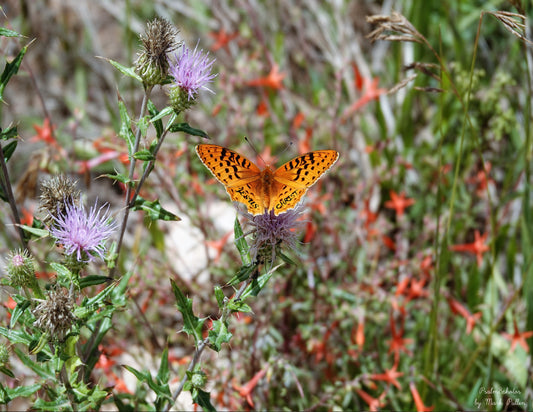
[112,88,152,275]
[0,142,28,249]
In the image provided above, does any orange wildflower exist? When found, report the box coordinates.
[447,297,482,335]
[502,318,533,353]
[232,367,267,408]
[247,64,285,89]
[449,230,489,268]
[209,29,238,52]
[355,388,386,412]
[385,190,415,217]
[409,382,434,412]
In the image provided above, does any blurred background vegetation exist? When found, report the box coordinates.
[1,0,532,410]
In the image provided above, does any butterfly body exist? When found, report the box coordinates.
[196,144,338,215]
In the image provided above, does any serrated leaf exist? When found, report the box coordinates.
[118,99,135,155]
[13,347,54,379]
[0,326,33,346]
[106,59,142,82]
[7,383,41,398]
[0,43,28,101]
[234,216,251,265]
[170,280,203,341]
[168,122,209,138]
[208,319,232,352]
[2,140,17,162]
[192,388,216,412]
[132,197,181,221]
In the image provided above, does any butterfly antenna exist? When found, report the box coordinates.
[244,136,266,165]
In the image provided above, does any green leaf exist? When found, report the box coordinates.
[0,366,14,379]
[104,173,130,185]
[10,299,30,328]
[2,140,17,162]
[149,106,174,123]
[227,263,257,286]
[214,286,225,309]
[279,251,297,266]
[118,98,135,155]
[18,224,48,239]
[132,197,181,221]
[241,265,281,299]
[106,58,142,82]
[0,43,28,101]
[168,122,209,138]
[133,149,155,161]
[208,319,232,352]
[234,216,251,265]
[0,126,18,140]
[0,326,33,346]
[13,347,55,379]
[156,346,170,385]
[192,388,216,412]
[0,27,22,38]
[148,100,164,139]
[170,280,203,341]
[6,383,41,398]
[226,299,253,313]
[78,275,112,289]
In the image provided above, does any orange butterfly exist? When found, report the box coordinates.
[196,144,339,215]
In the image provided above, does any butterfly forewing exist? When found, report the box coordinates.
[271,150,339,213]
[196,144,265,213]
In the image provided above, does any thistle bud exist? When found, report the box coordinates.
[5,249,35,288]
[190,370,207,389]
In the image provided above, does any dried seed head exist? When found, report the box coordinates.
[366,12,424,44]
[135,17,181,86]
[39,175,81,225]
[33,288,76,340]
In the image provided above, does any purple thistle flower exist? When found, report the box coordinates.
[168,41,216,103]
[50,201,116,263]
[240,205,306,265]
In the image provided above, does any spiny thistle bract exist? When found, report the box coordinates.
[39,174,81,226]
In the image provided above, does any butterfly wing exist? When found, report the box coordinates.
[196,144,266,214]
[271,150,339,214]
